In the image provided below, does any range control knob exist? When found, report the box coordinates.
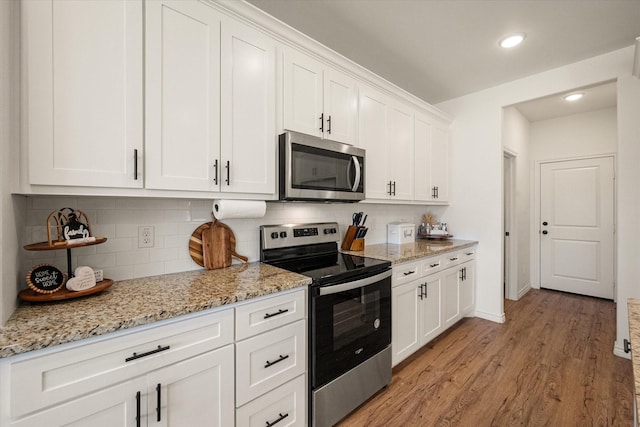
[332,228,337,234]
[324,228,330,234]
[280,231,287,238]
[270,232,278,239]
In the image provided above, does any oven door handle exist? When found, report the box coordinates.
[318,270,391,296]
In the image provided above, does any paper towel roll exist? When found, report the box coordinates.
[212,199,266,220]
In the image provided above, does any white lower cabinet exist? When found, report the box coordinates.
[392,247,476,366]
[1,288,308,427]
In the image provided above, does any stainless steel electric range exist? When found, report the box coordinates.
[260,222,392,427]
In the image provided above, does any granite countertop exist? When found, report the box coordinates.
[343,239,478,264]
[627,299,640,422]
[0,262,311,359]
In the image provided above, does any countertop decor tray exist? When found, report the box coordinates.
[418,234,454,240]
[18,279,114,302]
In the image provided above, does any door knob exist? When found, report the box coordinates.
[542,230,548,235]
[542,221,548,226]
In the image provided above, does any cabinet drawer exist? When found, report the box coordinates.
[421,255,443,276]
[236,289,306,340]
[236,320,306,406]
[442,251,462,268]
[236,375,306,427]
[392,262,421,287]
[7,308,233,419]
[461,246,477,262]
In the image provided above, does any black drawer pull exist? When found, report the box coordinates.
[403,270,416,276]
[450,257,458,261]
[135,391,141,427]
[465,252,474,256]
[265,354,289,368]
[430,263,439,268]
[156,383,162,422]
[125,345,170,362]
[264,308,289,319]
[266,412,289,427]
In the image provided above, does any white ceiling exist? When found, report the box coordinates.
[246,0,640,107]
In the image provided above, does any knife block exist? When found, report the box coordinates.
[341,226,365,251]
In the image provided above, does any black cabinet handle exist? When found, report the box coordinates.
[542,230,548,235]
[424,283,428,298]
[460,268,464,280]
[156,383,161,422]
[392,181,396,196]
[265,354,289,368]
[327,115,332,134]
[135,391,141,427]
[430,263,439,268]
[465,252,474,256]
[213,159,218,185]
[264,308,289,319]
[225,161,230,185]
[388,181,392,196]
[319,113,324,132]
[542,221,548,226]
[463,267,467,281]
[432,186,436,198]
[134,149,138,180]
[435,186,439,199]
[624,338,631,353]
[125,345,170,362]
[450,257,458,261]
[266,412,289,427]
[403,270,416,276]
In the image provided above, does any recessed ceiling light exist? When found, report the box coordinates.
[499,33,526,49]
[564,93,584,102]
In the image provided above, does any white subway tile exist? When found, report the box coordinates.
[97,209,133,225]
[116,250,150,266]
[103,265,134,281]
[97,238,134,253]
[77,253,117,269]
[149,247,178,263]
[133,263,165,278]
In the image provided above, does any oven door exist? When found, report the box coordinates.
[311,269,391,389]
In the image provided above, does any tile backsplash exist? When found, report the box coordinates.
[22,196,447,283]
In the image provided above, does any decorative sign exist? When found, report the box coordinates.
[62,212,90,241]
[66,266,97,292]
[27,264,66,294]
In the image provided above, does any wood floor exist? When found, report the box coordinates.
[337,289,634,427]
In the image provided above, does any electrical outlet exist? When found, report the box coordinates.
[138,225,154,248]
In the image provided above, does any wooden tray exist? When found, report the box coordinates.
[418,234,454,240]
[18,279,114,302]
[24,237,107,251]
[188,221,247,269]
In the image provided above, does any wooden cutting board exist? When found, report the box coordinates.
[189,220,248,269]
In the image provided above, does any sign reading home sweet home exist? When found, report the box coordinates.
[26,264,66,294]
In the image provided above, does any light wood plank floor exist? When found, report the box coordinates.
[337,289,633,427]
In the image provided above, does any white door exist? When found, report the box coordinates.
[145,0,221,191]
[391,280,420,366]
[386,102,414,201]
[323,67,357,144]
[540,157,614,299]
[420,274,443,344]
[24,0,143,188]
[358,87,389,200]
[220,18,276,195]
[442,267,461,328]
[429,125,450,202]
[414,114,431,202]
[283,49,324,138]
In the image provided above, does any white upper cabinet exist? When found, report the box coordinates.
[358,86,413,201]
[145,1,276,195]
[283,49,357,144]
[220,18,276,195]
[145,0,221,191]
[414,113,450,204]
[23,0,143,188]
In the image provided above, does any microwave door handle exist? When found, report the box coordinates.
[318,270,391,296]
[350,156,361,192]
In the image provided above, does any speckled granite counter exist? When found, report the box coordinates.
[628,299,640,422]
[343,239,477,264]
[0,263,311,359]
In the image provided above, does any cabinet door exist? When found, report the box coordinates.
[152,345,234,427]
[283,49,323,138]
[220,18,276,195]
[24,0,143,188]
[429,124,450,202]
[145,0,221,191]
[443,267,462,329]
[460,261,475,316]
[391,279,420,367]
[10,378,145,427]
[323,67,357,145]
[420,274,444,344]
[358,87,390,200]
[414,114,432,202]
[386,101,414,201]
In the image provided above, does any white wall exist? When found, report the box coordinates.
[437,46,636,332]
[21,197,447,283]
[0,0,23,324]
[502,107,531,298]
[530,107,617,161]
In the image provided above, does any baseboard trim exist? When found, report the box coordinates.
[613,340,631,359]
[517,283,531,299]
[475,310,506,324]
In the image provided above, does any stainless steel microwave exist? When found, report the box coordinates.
[279,131,365,202]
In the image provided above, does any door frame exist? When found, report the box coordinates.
[533,154,617,299]
[503,149,518,300]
